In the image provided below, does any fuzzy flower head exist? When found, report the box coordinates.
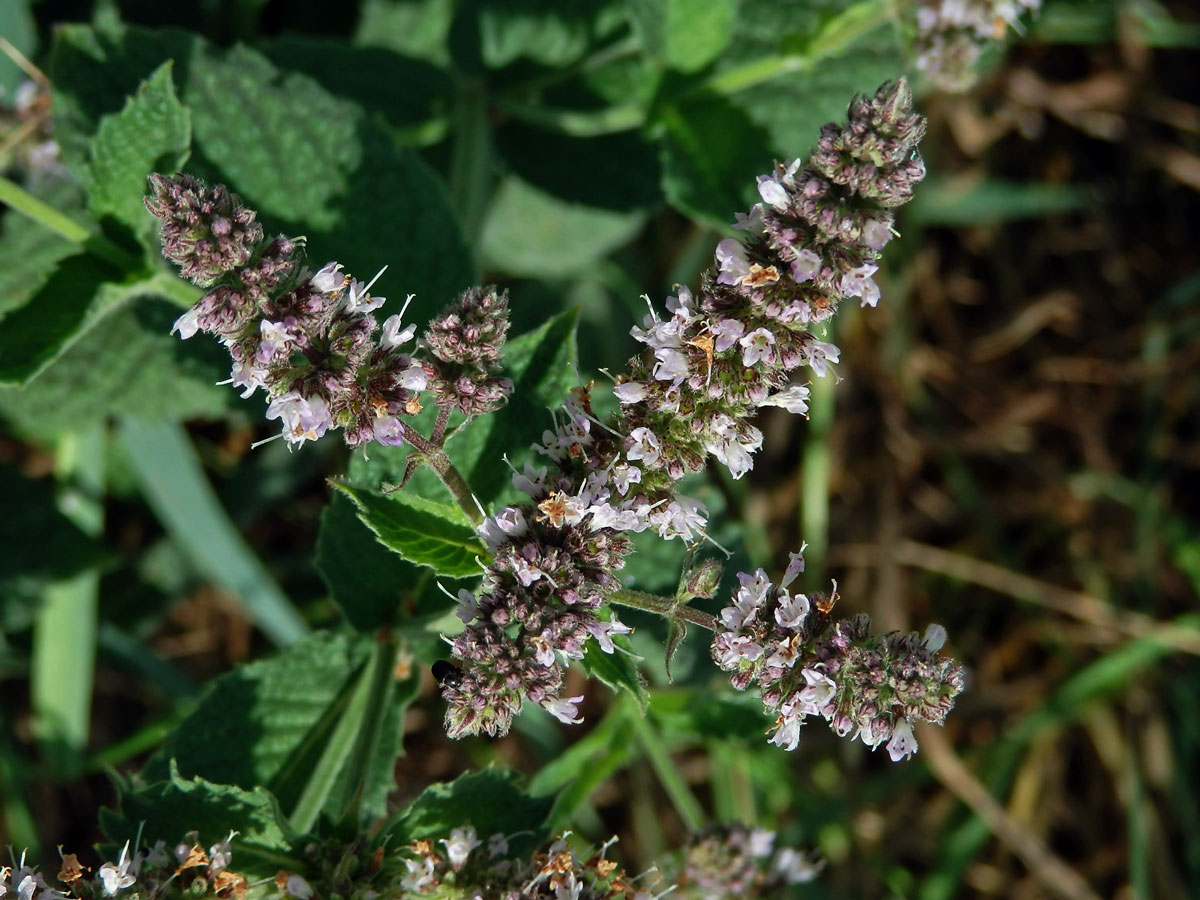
[711,552,964,760]
[422,286,514,417]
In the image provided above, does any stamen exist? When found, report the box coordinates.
[361,264,388,295]
[250,431,285,450]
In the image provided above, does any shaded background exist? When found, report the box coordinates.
[2,1,1198,898]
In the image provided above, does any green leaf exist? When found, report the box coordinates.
[0,262,185,387]
[481,176,647,278]
[458,0,626,68]
[259,38,453,131]
[318,311,577,626]
[284,638,407,833]
[494,126,662,211]
[444,308,581,507]
[0,181,87,318]
[117,419,307,648]
[0,297,232,438]
[87,61,190,242]
[649,689,772,742]
[380,768,553,853]
[629,0,738,73]
[527,701,636,829]
[655,89,771,227]
[141,632,368,792]
[581,634,650,712]
[51,23,472,316]
[332,482,485,578]
[316,494,435,631]
[710,2,903,161]
[101,762,301,879]
[908,178,1092,226]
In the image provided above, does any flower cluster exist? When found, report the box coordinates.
[613,79,926,502]
[668,824,821,900]
[914,0,1042,92]
[442,388,639,738]
[397,828,657,900]
[441,80,935,739]
[0,832,265,900]
[148,173,512,449]
[712,551,965,761]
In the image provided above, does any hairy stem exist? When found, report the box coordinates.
[609,587,719,632]
[404,429,483,526]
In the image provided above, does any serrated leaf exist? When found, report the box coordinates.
[87,61,190,241]
[581,636,649,712]
[51,23,472,318]
[332,482,485,578]
[316,494,436,630]
[380,768,553,853]
[101,762,301,878]
[141,632,368,791]
[481,177,647,278]
[629,0,738,73]
[0,297,232,438]
[656,90,772,227]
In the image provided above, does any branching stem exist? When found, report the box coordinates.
[609,587,719,632]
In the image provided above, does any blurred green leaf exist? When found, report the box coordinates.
[380,768,553,853]
[456,0,626,69]
[87,61,190,242]
[482,176,647,277]
[0,255,141,386]
[0,298,232,437]
[101,762,301,879]
[0,181,85,318]
[332,482,485,578]
[629,0,737,73]
[529,700,636,828]
[259,38,453,131]
[909,178,1093,226]
[118,418,307,647]
[649,689,772,742]
[355,0,457,62]
[494,126,662,211]
[655,89,770,226]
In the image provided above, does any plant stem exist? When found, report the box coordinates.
[609,587,719,631]
[404,429,483,526]
[0,174,140,271]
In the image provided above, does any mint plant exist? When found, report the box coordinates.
[0,1,1057,896]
